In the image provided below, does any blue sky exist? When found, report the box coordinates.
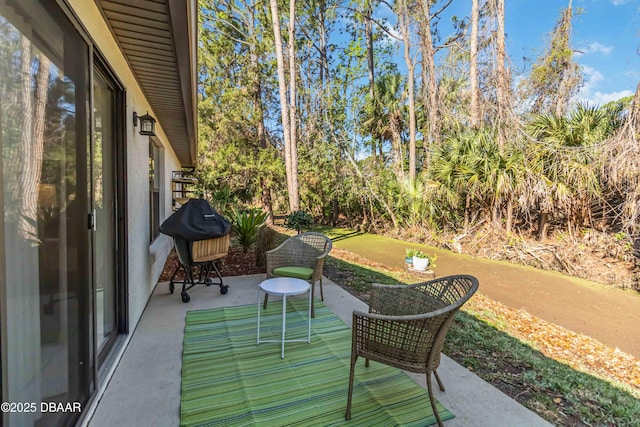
[502,0,640,105]
[376,0,640,107]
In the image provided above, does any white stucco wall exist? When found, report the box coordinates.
[67,0,183,328]
[149,142,181,292]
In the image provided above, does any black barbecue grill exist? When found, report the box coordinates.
[160,199,231,302]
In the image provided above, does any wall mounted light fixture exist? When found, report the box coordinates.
[133,111,156,136]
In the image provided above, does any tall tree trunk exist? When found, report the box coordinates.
[494,0,508,151]
[318,0,329,89]
[249,8,273,224]
[319,1,330,118]
[399,0,416,182]
[419,0,439,169]
[554,0,574,118]
[492,196,501,225]
[469,0,480,128]
[538,211,550,241]
[392,120,405,183]
[269,0,294,211]
[505,197,513,233]
[365,0,377,158]
[256,97,273,225]
[288,0,300,212]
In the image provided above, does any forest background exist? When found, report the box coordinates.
[195,0,640,291]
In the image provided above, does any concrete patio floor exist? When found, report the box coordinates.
[86,275,551,427]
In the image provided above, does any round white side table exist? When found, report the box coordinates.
[257,277,311,358]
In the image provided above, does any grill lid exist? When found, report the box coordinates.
[160,198,231,241]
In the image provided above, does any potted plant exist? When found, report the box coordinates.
[413,251,437,271]
[405,248,416,267]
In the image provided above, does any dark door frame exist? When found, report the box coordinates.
[91,56,129,371]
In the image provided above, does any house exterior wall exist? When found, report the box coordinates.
[67,0,181,325]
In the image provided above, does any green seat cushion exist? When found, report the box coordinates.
[272,266,314,280]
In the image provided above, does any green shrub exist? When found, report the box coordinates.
[285,211,313,234]
[231,208,268,252]
[210,186,238,216]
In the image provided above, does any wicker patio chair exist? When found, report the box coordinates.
[345,274,479,426]
[263,232,332,318]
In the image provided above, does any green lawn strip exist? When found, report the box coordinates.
[309,225,359,237]
[446,311,640,426]
[323,254,640,426]
[325,256,404,292]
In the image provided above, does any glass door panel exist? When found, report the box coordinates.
[93,70,116,355]
[0,1,91,426]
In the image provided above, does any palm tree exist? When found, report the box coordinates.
[362,73,406,181]
[526,103,621,239]
[473,130,524,231]
[430,126,524,232]
[429,126,478,228]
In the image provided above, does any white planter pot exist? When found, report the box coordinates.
[412,256,430,271]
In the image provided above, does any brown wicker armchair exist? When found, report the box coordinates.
[345,275,479,426]
[263,232,332,318]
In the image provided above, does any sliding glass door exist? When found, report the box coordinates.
[0,1,125,425]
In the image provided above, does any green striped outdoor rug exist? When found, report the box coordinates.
[181,299,454,427]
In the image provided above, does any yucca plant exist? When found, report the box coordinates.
[231,208,268,253]
[210,186,238,216]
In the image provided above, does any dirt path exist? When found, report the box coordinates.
[331,232,640,359]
